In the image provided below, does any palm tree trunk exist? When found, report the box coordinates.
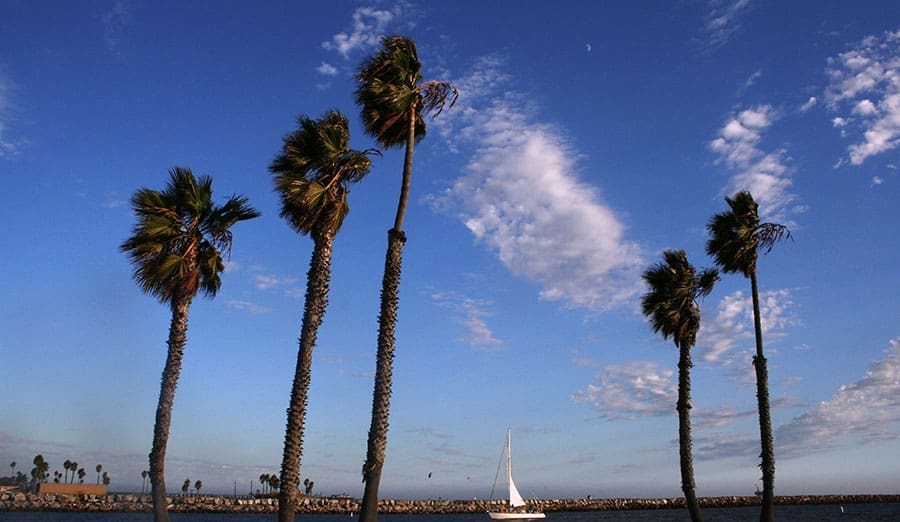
[278,233,335,522]
[149,296,191,522]
[359,228,406,522]
[750,269,775,522]
[359,104,417,522]
[677,344,703,522]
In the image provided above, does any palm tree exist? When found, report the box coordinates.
[354,34,457,522]
[121,167,259,522]
[10,461,15,479]
[141,470,148,498]
[259,473,269,496]
[96,464,103,485]
[194,480,202,496]
[706,191,790,522]
[31,455,48,491]
[181,478,190,496]
[270,111,375,522]
[77,467,86,484]
[642,249,717,522]
[63,460,72,484]
[70,462,78,484]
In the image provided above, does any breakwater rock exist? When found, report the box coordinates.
[1,492,898,514]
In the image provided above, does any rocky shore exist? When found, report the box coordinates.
[1,491,898,514]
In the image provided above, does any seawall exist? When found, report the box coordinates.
[1,492,898,514]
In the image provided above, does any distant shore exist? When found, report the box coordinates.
[2,491,899,514]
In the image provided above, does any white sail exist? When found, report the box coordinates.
[508,476,525,507]
[506,429,525,507]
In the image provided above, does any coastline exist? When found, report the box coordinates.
[2,492,898,514]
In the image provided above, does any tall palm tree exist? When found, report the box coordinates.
[706,191,790,522]
[121,167,259,522]
[63,460,72,484]
[354,35,457,522]
[642,249,717,522]
[96,464,103,485]
[270,110,375,522]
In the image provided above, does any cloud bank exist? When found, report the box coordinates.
[777,337,900,457]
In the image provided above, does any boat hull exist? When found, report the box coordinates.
[487,512,546,520]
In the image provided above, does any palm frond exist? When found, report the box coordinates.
[121,167,258,305]
[641,249,717,350]
[706,191,791,276]
[270,111,373,238]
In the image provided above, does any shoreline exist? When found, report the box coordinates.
[2,492,899,514]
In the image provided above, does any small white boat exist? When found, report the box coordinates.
[487,429,545,520]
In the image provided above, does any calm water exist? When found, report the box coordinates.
[3,504,899,521]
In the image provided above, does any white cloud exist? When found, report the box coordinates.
[321,6,399,59]
[832,117,848,128]
[429,291,503,350]
[825,30,900,165]
[703,0,752,48]
[254,274,298,291]
[226,300,271,314]
[430,58,644,312]
[316,62,338,76]
[799,96,818,113]
[872,175,885,185]
[709,105,799,222]
[698,289,797,367]
[776,337,900,458]
[571,361,675,419]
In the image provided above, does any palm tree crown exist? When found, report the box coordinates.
[642,250,718,349]
[121,167,260,306]
[355,35,458,149]
[705,191,791,277]
[270,110,376,238]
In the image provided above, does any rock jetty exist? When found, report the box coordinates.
[1,491,898,514]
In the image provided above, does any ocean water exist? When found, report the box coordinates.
[3,504,899,521]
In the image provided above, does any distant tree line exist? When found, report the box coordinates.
[2,456,112,492]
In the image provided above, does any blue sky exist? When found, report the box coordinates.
[2,0,898,499]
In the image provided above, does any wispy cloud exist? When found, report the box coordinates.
[430,291,503,350]
[709,105,800,222]
[0,71,23,158]
[698,288,798,367]
[253,273,299,294]
[430,57,644,312]
[226,300,271,315]
[571,361,675,420]
[100,1,131,54]
[825,30,900,165]
[316,62,339,76]
[693,432,757,460]
[322,5,400,59]
[703,0,752,48]
[776,337,900,458]
[799,96,818,113]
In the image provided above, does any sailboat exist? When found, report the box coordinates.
[487,429,546,520]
